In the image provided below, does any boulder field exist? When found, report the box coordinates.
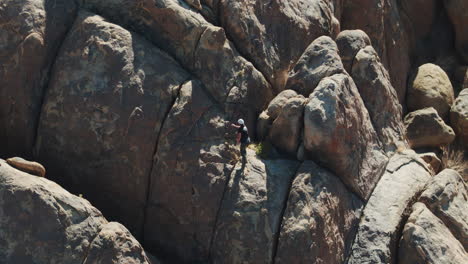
[0,0,467,263]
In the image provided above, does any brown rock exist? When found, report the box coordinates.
[407,63,455,119]
[400,0,438,39]
[218,0,339,92]
[144,81,238,262]
[398,203,468,264]
[269,96,306,156]
[347,150,432,263]
[304,73,387,200]
[0,0,78,157]
[419,169,468,249]
[276,161,363,264]
[265,90,299,120]
[450,88,468,147]
[210,150,300,264]
[285,36,345,96]
[35,11,190,236]
[444,0,468,63]
[404,107,456,148]
[335,30,371,72]
[6,157,45,177]
[351,45,407,153]
[419,152,442,174]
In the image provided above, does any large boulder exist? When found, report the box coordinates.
[83,0,273,131]
[335,30,371,72]
[407,63,455,119]
[450,88,468,147]
[304,73,387,200]
[419,169,468,249]
[404,107,456,148]
[285,36,345,96]
[218,0,340,92]
[144,81,238,262]
[0,159,151,264]
[269,96,306,156]
[275,161,363,264]
[444,0,468,62]
[351,45,407,153]
[35,11,190,237]
[210,150,300,264]
[0,0,78,157]
[398,203,468,264]
[347,150,432,264]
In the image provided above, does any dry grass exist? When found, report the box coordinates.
[441,144,468,182]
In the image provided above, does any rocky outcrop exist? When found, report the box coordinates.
[419,152,442,174]
[0,159,150,264]
[335,30,371,73]
[419,169,468,249]
[218,0,340,92]
[210,150,300,264]
[286,36,345,96]
[347,150,432,264]
[304,73,387,200]
[276,161,363,264]
[407,63,455,119]
[351,45,407,153]
[404,107,456,148]
[144,81,238,262]
[444,0,468,63]
[0,0,78,157]
[398,203,468,264]
[35,11,191,236]
[451,88,468,147]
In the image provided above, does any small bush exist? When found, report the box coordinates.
[250,141,273,159]
[441,144,468,181]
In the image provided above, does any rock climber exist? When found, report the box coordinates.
[231,118,250,161]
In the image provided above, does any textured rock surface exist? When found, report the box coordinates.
[211,150,300,264]
[276,161,363,264]
[347,150,432,264]
[0,0,78,157]
[35,11,190,236]
[444,0,468,62]
[404,107,456,148]
[0,159,150,264]
[144,81,237,262]
[269,96,306,156]
[419,169,468,249]
[286,36,345,96]
[451,88,468,146]
[219,0,339,92]
[419,152,442,174]
[304,73,387,200]
[398,203,468,264]
[351,45,407,153]
[335,30,371,72]
[407,63,455,119]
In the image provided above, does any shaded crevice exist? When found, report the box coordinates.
[80,223,106,264]
[270,161,303,264]
[141,78,191,240]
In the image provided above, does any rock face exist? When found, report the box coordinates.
[351,45,407,153]
[218,0,339,92]
[144,81,238,262]
[0,159,150,264]
[444,0,468,62]
[407,63,455,119]
[35,11,190,236]
[335,30,371,72]
[210,150,300,264]
[451,88,468,147]
[419,152,442,174]
[347,150,432,264]
[398,203,468,264]
[276,161,363,264]
[286,36,345,96]
[404,107,456,148]
[0,0,78,157]
[304,73,387,200]
[419,169,468,249]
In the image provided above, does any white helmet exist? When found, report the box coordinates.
[237,118,244,125]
